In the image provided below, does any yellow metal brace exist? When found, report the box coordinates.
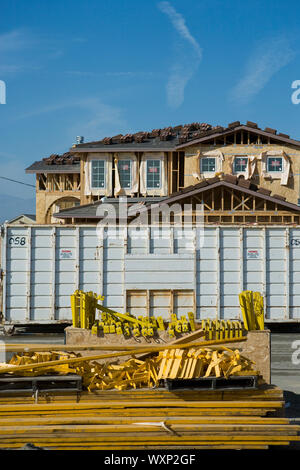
[239,290,264,330]
[187,312,196,331]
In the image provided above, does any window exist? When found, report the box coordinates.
[234,156,248,173]
[91,160,105,188]
[201,157,216,173]
[267,157,283,172]
[118,160,132,188]
[146,159,161,188]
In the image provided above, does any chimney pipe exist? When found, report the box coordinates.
[76,136,84,144]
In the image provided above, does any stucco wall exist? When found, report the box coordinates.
[183,143,300,204]
[36,192,80,224]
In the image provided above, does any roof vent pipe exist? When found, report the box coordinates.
[76,136,84,144]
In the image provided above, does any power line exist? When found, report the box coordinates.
[0,176,35,188]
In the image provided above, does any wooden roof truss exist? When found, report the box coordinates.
[161,185,300,225]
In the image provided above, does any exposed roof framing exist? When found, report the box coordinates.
[53,174,300,225]
[175,125,300,149]
[144,174,300,213]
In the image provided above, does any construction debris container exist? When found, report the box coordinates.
[1,224,300,326]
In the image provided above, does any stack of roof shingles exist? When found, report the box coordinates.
[43,152,79,165]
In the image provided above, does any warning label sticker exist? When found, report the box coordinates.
[247,249,260,259]
[59,249,74,259]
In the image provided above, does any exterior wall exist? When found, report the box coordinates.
[33,142,300,223]
[183,143,300,204]
[2,225,300,325]
[80,153,91,206]
[36,191,80,224]
[79,151,169,202]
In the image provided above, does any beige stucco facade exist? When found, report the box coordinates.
[34,139,300,223]
[182,142,300,204]
[36,191,80,224]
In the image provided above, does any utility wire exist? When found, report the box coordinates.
[0,176,35,188]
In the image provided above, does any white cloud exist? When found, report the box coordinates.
[158,1,202,108]
[11,97,125,142]
[230,36,295,105]
[65,70,156,78]
[69,98,125,139]
[166,63,195,109]
[0,29,42,77]
[0,65,23,74]
[0,64,41,75]
[0,29,33,52]
[158,2,202,58]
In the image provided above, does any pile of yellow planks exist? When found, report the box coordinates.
[0,344,258,391]
[0,386,298,450]
[157,347,257,380]
[0,340,298,449]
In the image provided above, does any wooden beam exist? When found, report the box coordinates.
[221,187,224,211]
[233,196,252,211]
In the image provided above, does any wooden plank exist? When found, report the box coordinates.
[0,385,283,402]
[0,390,284,404]
[37,445,270,450]
[0,424,298,434]
[0,441,283,449]
[0,409,277,417]
[2,335,242,353]
[0,416,290,426]
[0,435,297,443]
[0,400,284,412]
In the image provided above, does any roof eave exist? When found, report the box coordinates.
[25,167,81,174]
[175,125,300,149]
[68,147,175,153]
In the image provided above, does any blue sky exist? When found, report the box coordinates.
[1,0,300,218]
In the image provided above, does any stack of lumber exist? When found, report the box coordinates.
[0,340,257,392]
[0,338,298,450]
[0,386,298,449]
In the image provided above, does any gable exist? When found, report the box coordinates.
[177,123,300,149]
[140,175,300,225]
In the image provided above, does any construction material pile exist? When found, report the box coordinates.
[70,290,250,341]
[3,351,78,376]
[71,289,264,340]
[71,290,197,338]
[0,386,298,450]
[0,345,258,392]
[0,340,299,449]
[239,290,264,330]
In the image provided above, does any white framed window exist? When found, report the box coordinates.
[234,156,248,173]
[201,157,216,173]
[267,156,283,173]
[91,160,106,188]
[146,159,161,189]
[118,159,132,188]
